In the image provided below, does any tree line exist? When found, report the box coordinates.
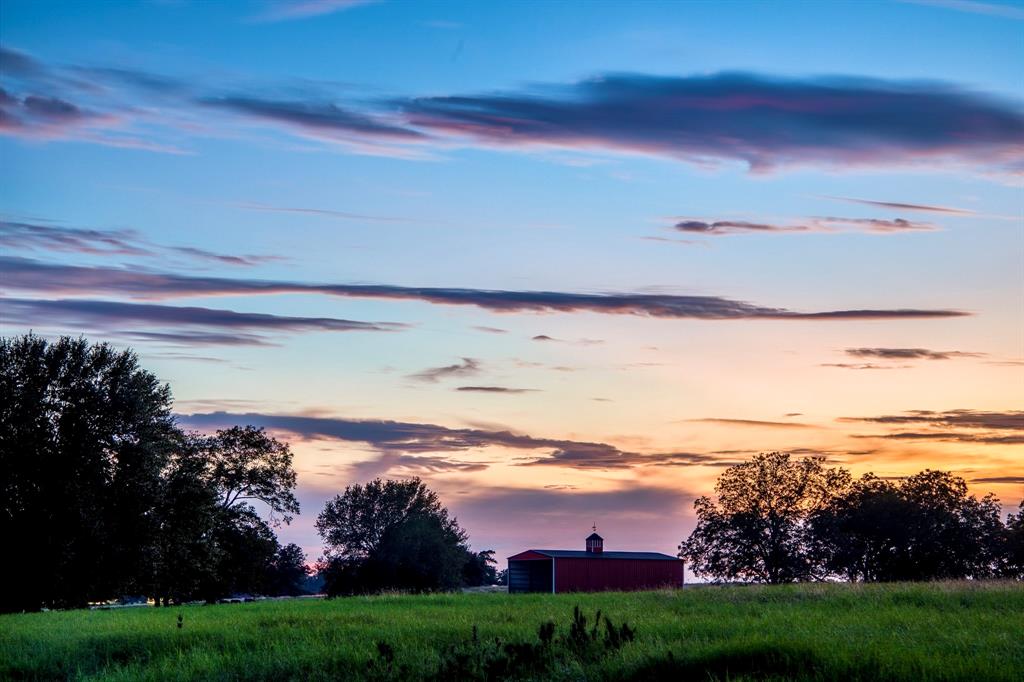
[680,452,1024,583]
[4,335,1019,610]
[0,335,494,612]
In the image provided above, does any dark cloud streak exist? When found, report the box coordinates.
[0,257,969,322]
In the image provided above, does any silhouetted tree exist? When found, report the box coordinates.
[316,478,484,594]
[1004,501,1024,579]
[266,543,310,596]
[152,442,222,605]
[0,334,302,610]
[462,549,498,586]
[198,426,300,524]
[678,452,850,583]
[0,335,178,611]
[809,470,1005,581]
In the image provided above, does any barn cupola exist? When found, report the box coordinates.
[586,527,604,554]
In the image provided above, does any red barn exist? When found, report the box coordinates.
[507,531,683,593]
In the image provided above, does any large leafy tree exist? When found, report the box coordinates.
[0,334,178,611]
[1,334,303,611]
[810,470,1006,581]
[1005,501,1024,580]
[315,478,479,594]
[265,543,310,597]
[678,452,850,584]
[199,426,300,524]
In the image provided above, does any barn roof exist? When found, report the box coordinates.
[520,549,679,561]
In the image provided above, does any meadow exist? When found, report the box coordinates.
[2,582,1022,681]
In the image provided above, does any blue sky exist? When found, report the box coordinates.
[1,0,1022,566]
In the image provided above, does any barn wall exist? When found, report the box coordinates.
[553,558,683,593]
[509,559,553,593]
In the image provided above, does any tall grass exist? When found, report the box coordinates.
[2,582,1022,681]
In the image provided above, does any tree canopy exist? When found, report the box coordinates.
[679,453,849,583]
[0,334,306,611]
[680,452,1021,584]
[315,478,494,595]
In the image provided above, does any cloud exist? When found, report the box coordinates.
[166,245,283,267]
[200,95,422,142]
[970,476,1024,484]
[0,88,108,136]
[408,357,481,383]
[472,326,507,334]
[402,72,1024,173]
[842,409,1024,445]
[822,363,910,370]
[235,202,408,223]
[686,418,815,429]
[0,46,45,78]
[672,216,936,236]
[0,297,403,344]
[845,347,983,361]
[899,0,1024,20]
[844,409,1024,430]
[0,256,970,321]
[0,219,282,266]
[822,196,974,215]
[532,334,556,342]
[5,47,1023,176]
[455,386,536,394]
[0,220,150,256]
[857,431,1024,444]
[176,411,722,469]
[253,0,379,22]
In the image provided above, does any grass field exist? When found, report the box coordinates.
[2,582,1023,681]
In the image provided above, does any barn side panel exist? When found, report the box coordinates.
[554,558,683,592]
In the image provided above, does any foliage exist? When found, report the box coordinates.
[0,334,178,611]
[809,470,1006,581]
[462,549,499,587]
[680,452,1021,584]
[1000,501,1024,580]
[316,478,493,595]
[266,544,311,597]
[679,452,850,583]
[197,426,300,525]
[3,583,1023,681]
[0,334,303,611]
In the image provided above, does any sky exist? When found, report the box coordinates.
[1,0,1022,574]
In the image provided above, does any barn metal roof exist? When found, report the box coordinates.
[522,550,679,561]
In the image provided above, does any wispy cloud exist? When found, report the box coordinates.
[822,363,910,370]
[0,219,281,266]
[821,196,975,215]
[0,256,970,321]
[235,202,408,223]
[402,72,1024,174]
[177,411,722,469]
[252,0,379,23]
[0,219,150,256]
[408,357,482,383]
[672,216,936,236]
[844,409,1024,430]
[686,418,815,429]
[200,95,423,143]
[845,347,984,361]
[899,0,1024,20]
[455,386,536,394]
[842,409,1024,445]
[0,297,404,345]
[970,475,1024,484]
[4,46,1023,176]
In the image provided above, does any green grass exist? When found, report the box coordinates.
[2,582,1022,681]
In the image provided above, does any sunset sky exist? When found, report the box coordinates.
[2,0,1022,572]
